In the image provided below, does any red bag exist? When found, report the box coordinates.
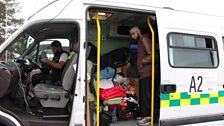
[100,86,126,100]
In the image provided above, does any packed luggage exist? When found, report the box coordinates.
[86,44,141,126]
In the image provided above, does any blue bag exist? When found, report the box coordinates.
[97,67,115,80]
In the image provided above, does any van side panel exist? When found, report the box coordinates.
[157,9,224,121]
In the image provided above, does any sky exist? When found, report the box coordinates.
[17,0,53,20]
[17,0,36,19]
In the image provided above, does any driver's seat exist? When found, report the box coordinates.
[33,49,78,108]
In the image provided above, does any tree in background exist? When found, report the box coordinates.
[0,0,24,44]
[0,1,6,43]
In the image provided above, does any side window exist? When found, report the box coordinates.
[28,39,70,61]
[222,37,224,50]
[0,33,35,62]
[168,33,218,68]
[38,41,54,61]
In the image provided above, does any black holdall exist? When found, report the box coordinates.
[101,47,131,69]
[100,110,112,126]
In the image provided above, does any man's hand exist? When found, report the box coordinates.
[41,58,49,64]
[140,63,143,69]
[41,57,66,69]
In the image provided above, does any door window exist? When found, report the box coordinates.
[168,33,218,68]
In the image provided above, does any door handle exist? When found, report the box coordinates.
[161,84,176,93]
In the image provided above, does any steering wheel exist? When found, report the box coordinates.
[25,57,42,70]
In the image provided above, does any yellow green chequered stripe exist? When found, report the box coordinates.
[161,91,224,108]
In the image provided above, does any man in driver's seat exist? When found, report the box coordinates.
[32,40,68,86]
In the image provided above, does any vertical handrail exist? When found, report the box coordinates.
[96,11,101,126]
[147,16,155,126]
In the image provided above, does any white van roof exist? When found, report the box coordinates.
[27,0,224,23]
[85,0,224,17]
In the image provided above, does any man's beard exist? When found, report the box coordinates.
[54,51,60,56]
[137,35,140,41]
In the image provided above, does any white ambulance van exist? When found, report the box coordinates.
[1,0,224,126]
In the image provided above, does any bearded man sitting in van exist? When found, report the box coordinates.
[32,40,68,86]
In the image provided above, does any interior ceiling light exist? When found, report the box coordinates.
[92,12,112,20]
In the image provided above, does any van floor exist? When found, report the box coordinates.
[110,119,159,126]
[0,97,68,126]
[110,120,138,126]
